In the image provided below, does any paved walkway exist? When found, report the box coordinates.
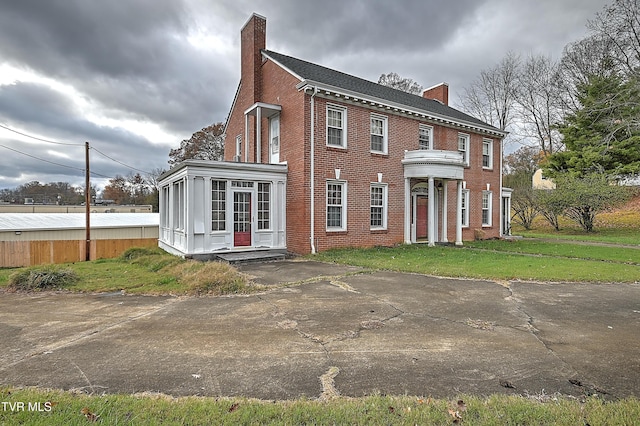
[1,260,639,400]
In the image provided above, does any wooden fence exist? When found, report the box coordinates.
[0,239,158,267]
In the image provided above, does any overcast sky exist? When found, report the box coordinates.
[0,0,609,193]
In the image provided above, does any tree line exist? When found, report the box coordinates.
[463,0,640,232]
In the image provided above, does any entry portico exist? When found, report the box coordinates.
[402,149,465,246]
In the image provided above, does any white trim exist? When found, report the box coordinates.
[482,190,493,227]
[458,133,470,166]
[326,179,347,231]
[262,51,305,81]
[370,182,388,230]
[297,80,508,138]
[326,104,347,148]
[482,138,494,170]
[419,124,433,150]
[370,113,388,154]
[461,189,470,227]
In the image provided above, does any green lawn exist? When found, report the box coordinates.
[314,241,640,283]
[515,227,640,246]
[1,387,638,425]
[0,248,255,295]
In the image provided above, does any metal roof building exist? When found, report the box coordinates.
[0,213,159,267]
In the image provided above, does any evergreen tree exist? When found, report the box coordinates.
[547,74,640,178]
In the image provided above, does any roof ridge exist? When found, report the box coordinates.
[262,49,502,133]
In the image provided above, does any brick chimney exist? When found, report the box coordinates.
[241,13,266,103]
[423,82,449,106]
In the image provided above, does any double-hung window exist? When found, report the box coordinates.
[482,139,493,169]
[370,184,388,230]
[461,189,470,227]
[458,133,469,166]
[326,181,346,230]
[419,125,433,150]
[327,105,346,148]
[211,180,226,231]
[370,114,387,154]
[482,191,492,226]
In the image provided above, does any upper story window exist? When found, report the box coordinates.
[482,139,493,169]
[235,135,242,160]
[418,125,433,150]
[458,133,469,166]
[327,105,347,148]
[370,114,388,154]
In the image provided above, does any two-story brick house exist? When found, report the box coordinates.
[158,13,510,258]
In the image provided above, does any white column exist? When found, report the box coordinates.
[441,180,448,243]
[456,180,463,246]
[404,177,411,244]
[255,107,262,164]
[244,115,249,163]
[428,176,435,247]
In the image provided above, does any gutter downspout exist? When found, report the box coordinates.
[309,86,318,254]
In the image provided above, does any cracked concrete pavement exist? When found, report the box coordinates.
[1,260,639,400]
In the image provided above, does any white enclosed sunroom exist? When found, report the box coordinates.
[158,160,287,258]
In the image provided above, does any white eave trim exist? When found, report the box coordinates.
[296,80,507,138]
[261,51,304,82]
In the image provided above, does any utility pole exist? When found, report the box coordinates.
[85,141,91,261]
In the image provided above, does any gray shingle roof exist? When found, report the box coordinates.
[263,50,500,132]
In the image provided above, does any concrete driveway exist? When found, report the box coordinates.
[1,260,639,400]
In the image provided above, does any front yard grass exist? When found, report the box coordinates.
[1,387,639,425]
[0,248,255,296]
[314,241,640,283]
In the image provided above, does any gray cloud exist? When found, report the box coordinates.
[0,0,610,191]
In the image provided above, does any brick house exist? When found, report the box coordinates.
[158,13,511,258]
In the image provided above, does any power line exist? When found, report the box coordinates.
[0,143,112,179]
[0,123,84,146]
[91,146,152,175]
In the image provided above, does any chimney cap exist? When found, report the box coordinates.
[241,12,267,31]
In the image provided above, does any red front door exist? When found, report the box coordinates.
[416,196,428,239]
[234,191,251,247]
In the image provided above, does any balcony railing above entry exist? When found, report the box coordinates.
[402,150,465,180]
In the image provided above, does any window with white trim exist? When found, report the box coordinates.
[326,180,347,230]
[161,185,169,228]
[482,139,493,169]
[461,189,470,227]
[173,180,184,231]
[370,114,387,154]
[257,182,270,230]
[458,133,469,166]
[235,135,242,159]
[327,105,346,148]
[418,124,433,150]
[370,183,388,229]
[482,191,492,226]
[211,180,226,231]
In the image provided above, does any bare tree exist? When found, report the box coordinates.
[515,55,565,155]
[377,72,423,95]
[459,51,521,133]
[588,0,640,75]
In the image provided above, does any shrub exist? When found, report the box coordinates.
[166,260,248,295]
[8,266,79,291]
[121,247,165,261]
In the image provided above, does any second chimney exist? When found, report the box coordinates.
[422,82,449,106]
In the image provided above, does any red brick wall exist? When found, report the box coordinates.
[224,14,503,255]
